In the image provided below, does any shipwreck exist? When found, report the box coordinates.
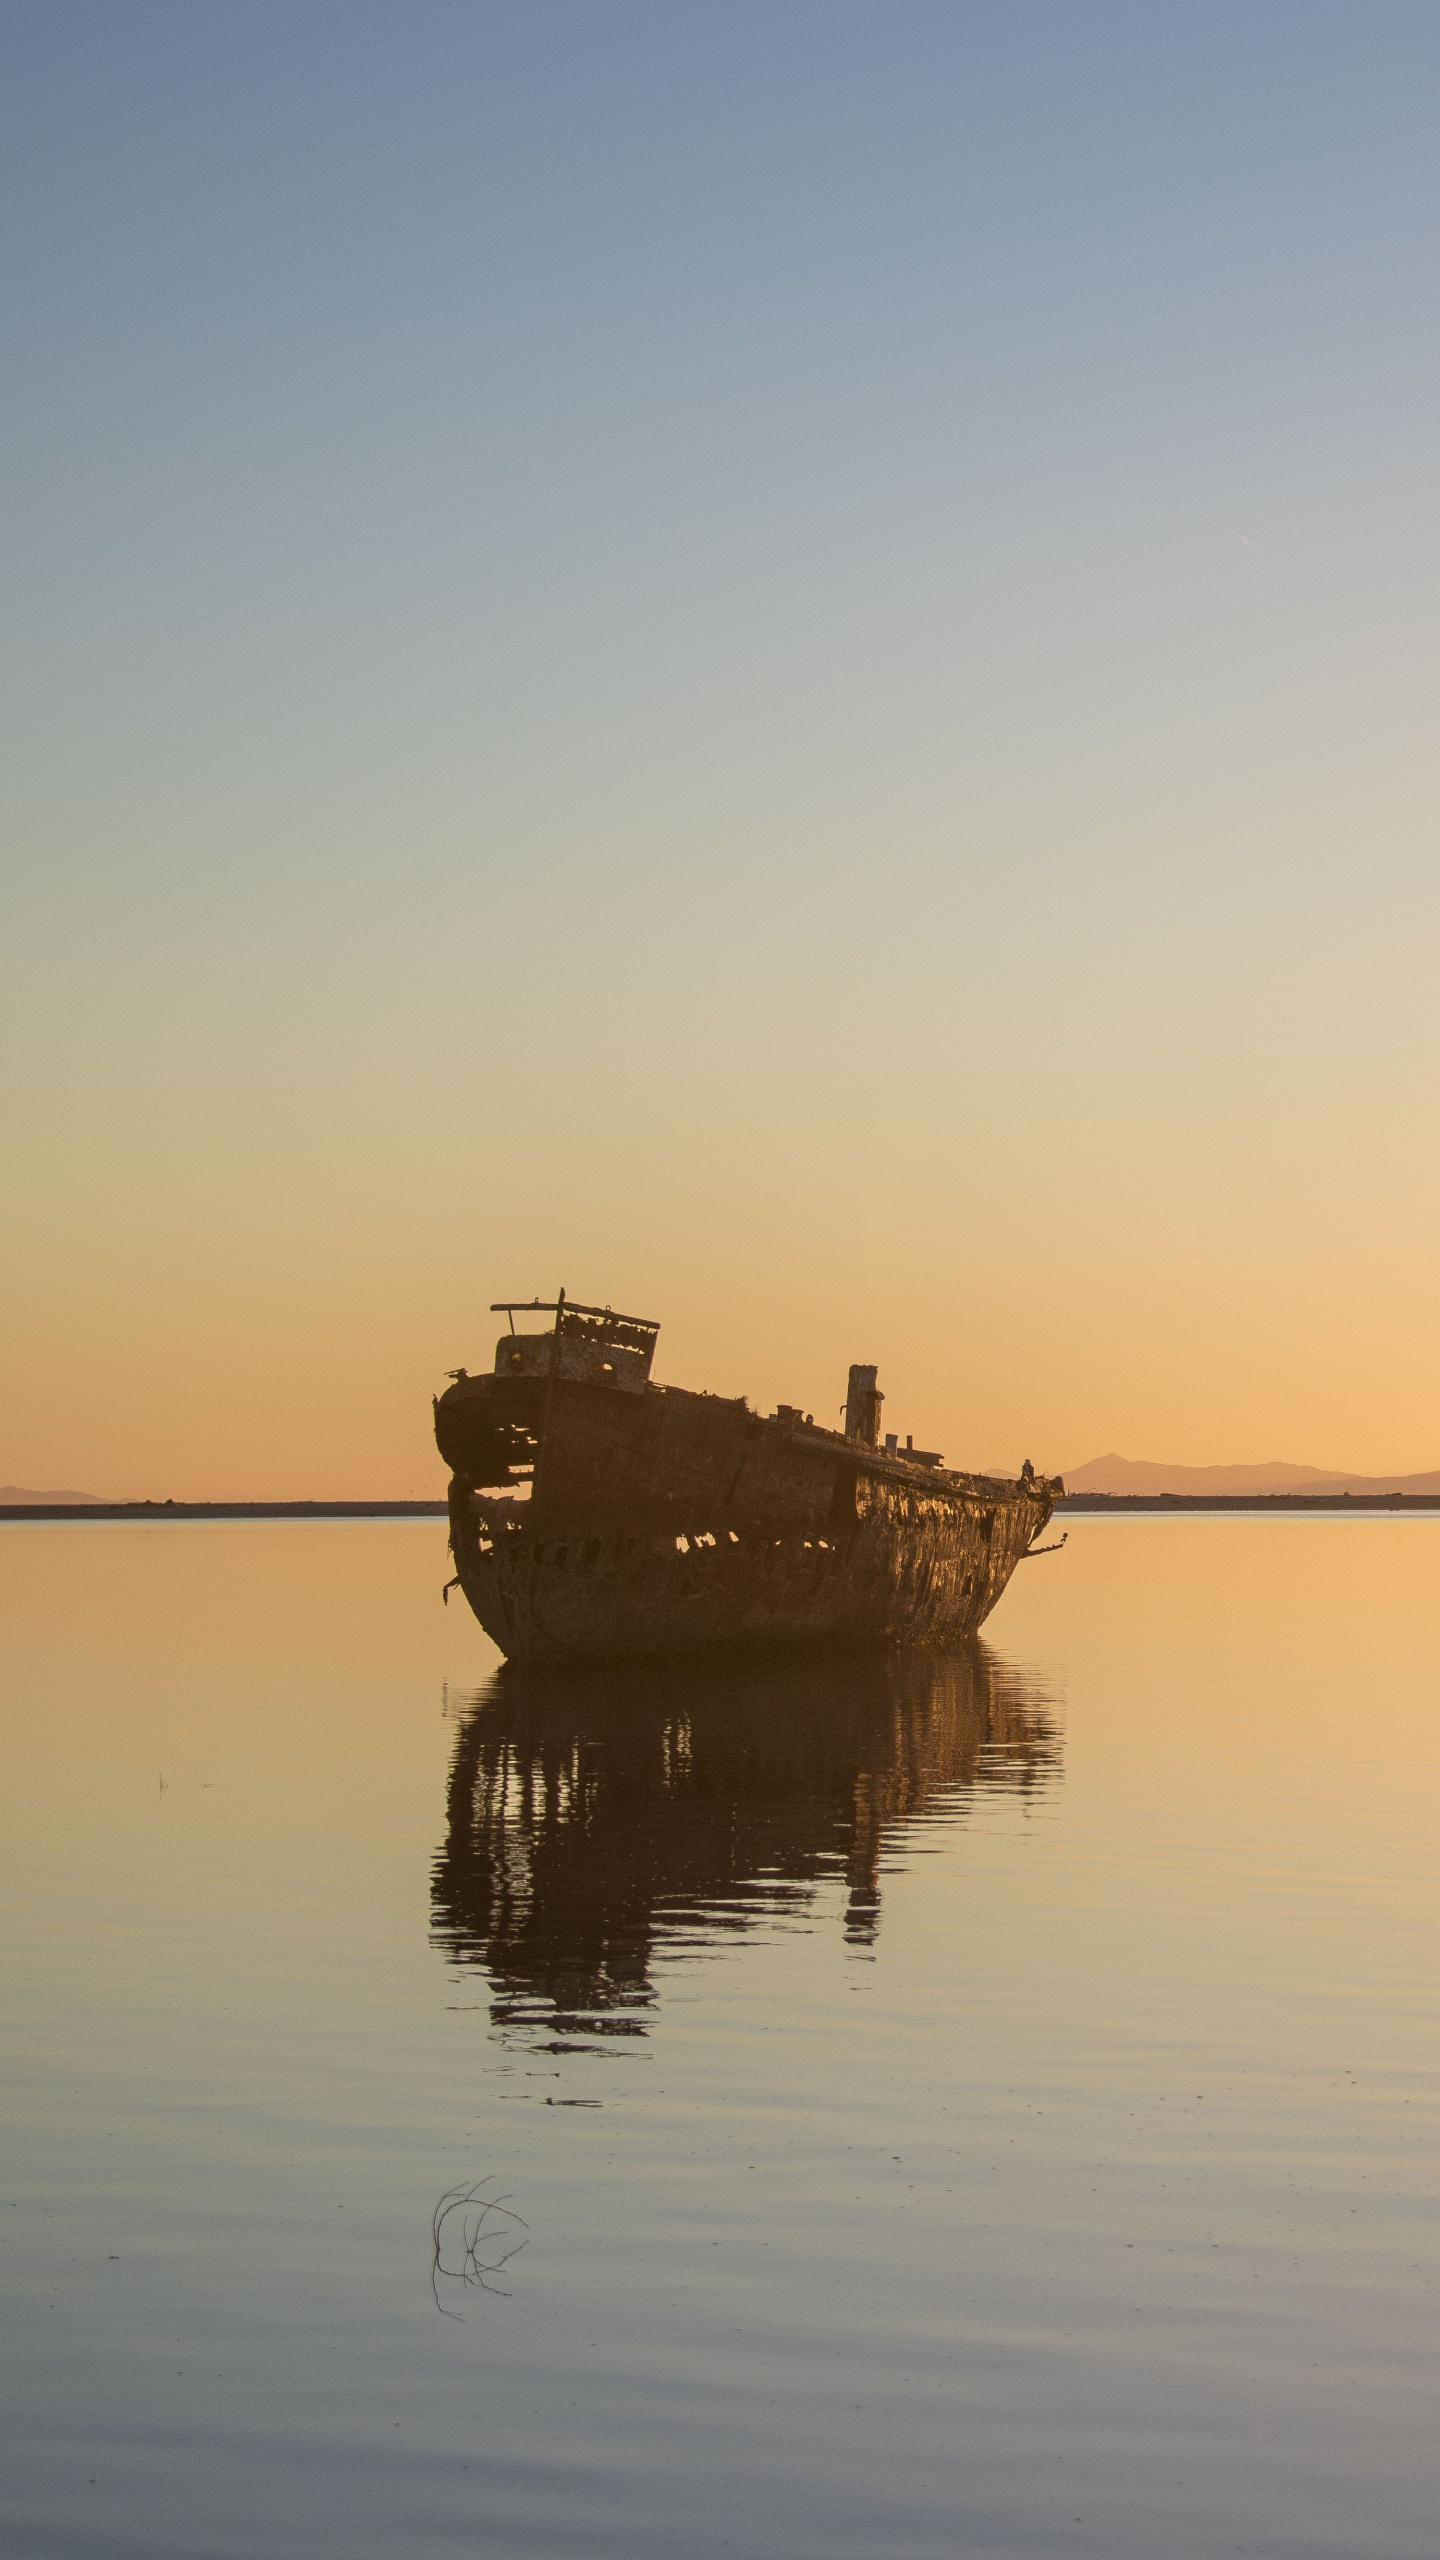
[434,1294,1062,1668]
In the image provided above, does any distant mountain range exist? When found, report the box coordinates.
[1062,1453,1440,1497]
[0,1485,109,1504]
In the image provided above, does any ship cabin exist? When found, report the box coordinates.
[489,1297,660,1396]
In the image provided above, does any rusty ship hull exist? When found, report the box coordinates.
[435,1299,1059,1670]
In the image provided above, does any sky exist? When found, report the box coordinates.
[3,0,1439,1496]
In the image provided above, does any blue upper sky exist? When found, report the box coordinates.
[4,3,1439,1487]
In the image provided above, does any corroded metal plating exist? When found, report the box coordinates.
[435,1302,1059,1667]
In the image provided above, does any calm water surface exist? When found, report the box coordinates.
[2,1517,1436,2557]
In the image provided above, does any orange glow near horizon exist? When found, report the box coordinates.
[4,1180,1438,1499]
[5,15,1439,1500]
[4,1512,1436,1863]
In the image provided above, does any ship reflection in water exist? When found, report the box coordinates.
[431,1643,1060,2048]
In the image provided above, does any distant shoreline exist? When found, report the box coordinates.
[6,1493,1440,1527]
[0,1500,450,1522]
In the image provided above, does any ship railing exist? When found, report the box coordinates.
[490,1296,660,1363]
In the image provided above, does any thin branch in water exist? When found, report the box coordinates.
[431,2178,529,2317]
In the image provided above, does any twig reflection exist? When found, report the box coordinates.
[431,2178,529,2317]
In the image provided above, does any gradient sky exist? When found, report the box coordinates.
[4,1,1439,1495]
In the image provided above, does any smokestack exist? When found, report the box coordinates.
[845,1364,883,1448]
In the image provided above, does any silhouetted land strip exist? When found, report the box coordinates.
[0,1501,449,1523]
[1060,1492,1440,1514]
[9,1495,1438,1525]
